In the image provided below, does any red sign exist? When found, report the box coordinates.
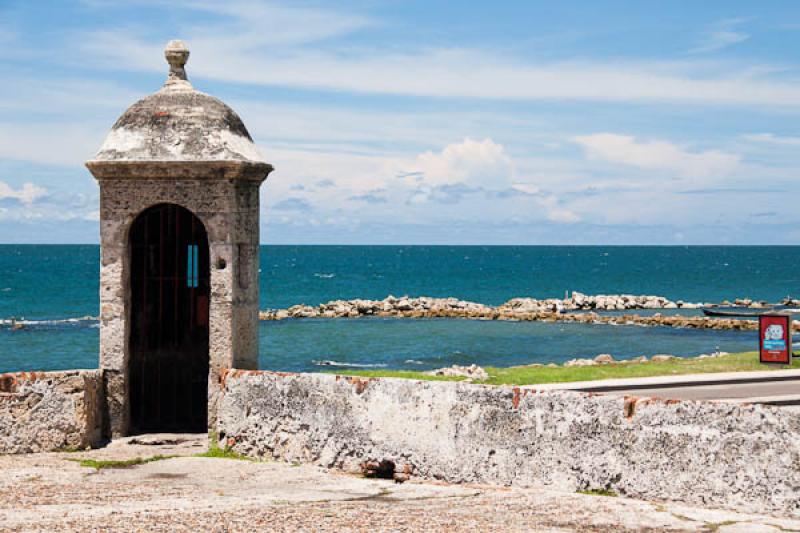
[759,314,792,365]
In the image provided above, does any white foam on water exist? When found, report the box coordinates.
[0,316,97,326]
[312,360,387,368]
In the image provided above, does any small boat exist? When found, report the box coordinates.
[701,307,772,318]
[702,306,800,318]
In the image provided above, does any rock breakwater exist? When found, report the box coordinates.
[428,350,732,376]
[259,293,794,332]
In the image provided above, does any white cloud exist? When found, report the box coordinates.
[538,195,580,223]
[394,138,581,221]
[0,122,107,166]
[77,0,372,75]
[75,15,800,108]
[0,76,140,115]
[83,0,371,48]
[691,18,750,54]
[0,182,47,205]
[573,133,740,178]
[183,0,371,47]
[135,45,800,107]
[510,183,540,195]
[411,138,513,187]
[546,208,580,223]
[235,100,520,154]
[263,138,584,225]
[742,133,800,146]
[265,146,395,196]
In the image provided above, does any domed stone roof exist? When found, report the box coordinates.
[86,40,272,180]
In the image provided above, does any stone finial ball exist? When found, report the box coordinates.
[164,39,190,67]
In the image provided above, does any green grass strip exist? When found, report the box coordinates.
[333,352,800,387]
[72,455,176,470]
[195,432,256,461]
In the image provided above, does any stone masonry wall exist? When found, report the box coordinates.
[217,371,800,517]
[98,177,261,435]
[0,370,104,454]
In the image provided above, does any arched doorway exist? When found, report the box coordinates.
[128,203,210,433]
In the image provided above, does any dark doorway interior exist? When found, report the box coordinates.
[129,203,210,433]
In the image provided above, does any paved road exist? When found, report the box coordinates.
[590,379,800,404]
[540,369,800,405]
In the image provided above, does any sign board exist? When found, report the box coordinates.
[759,314,792,365]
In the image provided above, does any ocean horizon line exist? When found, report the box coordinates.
[1,243,800,248]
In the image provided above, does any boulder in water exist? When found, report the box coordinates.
[564,358,596,367]
[593,353,615,364]
[651,354,676,362]
[427,364,489,380]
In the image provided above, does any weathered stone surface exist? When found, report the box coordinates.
[6,441,799,531]
[85,41,271,436]
[0,371,103,454]
[94,178,264,435]
[218,371,800,516]
[87,40,271,176]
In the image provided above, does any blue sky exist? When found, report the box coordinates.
[1,1,799,244]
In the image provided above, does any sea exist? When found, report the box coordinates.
[1,245,799,374]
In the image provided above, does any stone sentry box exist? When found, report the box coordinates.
[86,41,272,437]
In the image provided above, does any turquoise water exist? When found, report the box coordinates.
[1,245,798,373]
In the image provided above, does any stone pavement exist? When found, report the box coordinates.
[0,434,797,532]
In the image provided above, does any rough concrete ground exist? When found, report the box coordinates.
[0,435,798,533]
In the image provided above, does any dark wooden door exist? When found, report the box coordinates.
[129,204,210,433]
